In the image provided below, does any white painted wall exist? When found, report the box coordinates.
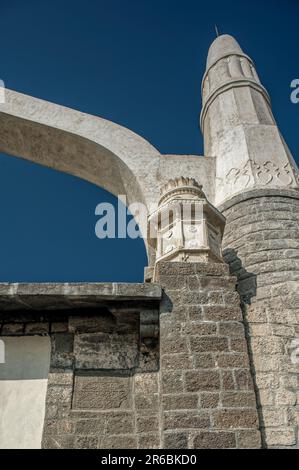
[0,336,50,449]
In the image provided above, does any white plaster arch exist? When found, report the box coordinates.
[0,88,216,264]
[0,89,162,210]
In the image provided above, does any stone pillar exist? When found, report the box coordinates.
[156,261,260,449]
[149,178,261,448]
[221,191,299,448]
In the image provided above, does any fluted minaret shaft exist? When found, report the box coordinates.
[202,35,299,449]
[201,35,299,206]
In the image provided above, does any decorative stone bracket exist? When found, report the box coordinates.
[148,177,225,266]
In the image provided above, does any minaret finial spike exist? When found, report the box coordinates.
[214,24,219,37]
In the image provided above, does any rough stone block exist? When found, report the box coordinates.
[200,393,220,409]
[161,371,184,394]
[48,369,73,387]
[135,394,159,413]
[212,409,258,429]
[218,322,244,337]
[54,333,74,353]
[264,428,296,447]
[221,391,256,407]
[161,337,188,354]
[72,375,132,410]
[164,432,188,449]
[138,434,160,449]
[134,373,158,394]
[189,336,229,353]
[215,353,248,368]
[106,412,134,435]
[236,430,261,448]
[46,385,73,405]
[262,408,287,427]
[1,323,24,335]
[234,370,254,390]
[193,353,215,369]
[164,411,210,430]
[74,436,98,449]
[193,431,236,449]
[74,332,138,369]
[221,371,235,390]
[229,338,248,352]
[75,419,106,435]
[181,321,217,336]
[100,435,137,449]
[161,354,193,370]
[136,416,159,434]
[51,322,68,333]
[25,322,50,334]
[185,371,220,392]
[203,306,242,321]
[162,394,198,410]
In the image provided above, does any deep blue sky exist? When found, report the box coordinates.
[0,0,298,282]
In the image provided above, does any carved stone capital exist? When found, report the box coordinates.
[148,177,225,265]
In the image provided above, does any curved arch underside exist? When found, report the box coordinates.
[0,88,216,259]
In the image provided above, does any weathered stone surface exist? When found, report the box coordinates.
[264,428,296,447]
[236,430,261,449]
[51,322,68,333]
[161,371,184,394]
[162,394,198,410]
[1,323,24,335]
[106,412,135,435]
[161,354,193,370]
[25,322,50,334]
[72,375,132,410]
[0,282,162,310]
[157,260,260,448]
[135,394,159,413]
[193,431,236,449]
[164,432,188,449]
[54,333,73,353]
[134,373,158,394]
[189,336,229,353]
[223,195,299,448]
[203,306,242,321]
[185,371,221,392]
[100,435,137,449]
[136,416,159,434]
[212,409,258,429]
[74,332,138,369]
[75,436,98,449]
[200,392,220,409]
[221,391,256,407]
[75,419,106,435]
[138,434,160,449]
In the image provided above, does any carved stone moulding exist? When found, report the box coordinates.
[148,177,226,264]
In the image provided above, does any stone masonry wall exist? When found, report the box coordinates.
[222,194,299,448]
[0,267,263,449]
[0,307,160,449]
[155,261,261,449]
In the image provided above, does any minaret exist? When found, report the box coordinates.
[201,35,299,448]
[201,34,299,206]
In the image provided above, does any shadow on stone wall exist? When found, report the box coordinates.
[223,248,267,448]
[223,248,257,305]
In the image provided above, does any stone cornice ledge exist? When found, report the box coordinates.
[218,188,299,213]
[0,282,162,311]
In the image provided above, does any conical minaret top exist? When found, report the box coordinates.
[201,34,299,206]
[206,34,245,69]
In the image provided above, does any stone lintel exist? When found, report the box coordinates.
[0,282,162,311]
